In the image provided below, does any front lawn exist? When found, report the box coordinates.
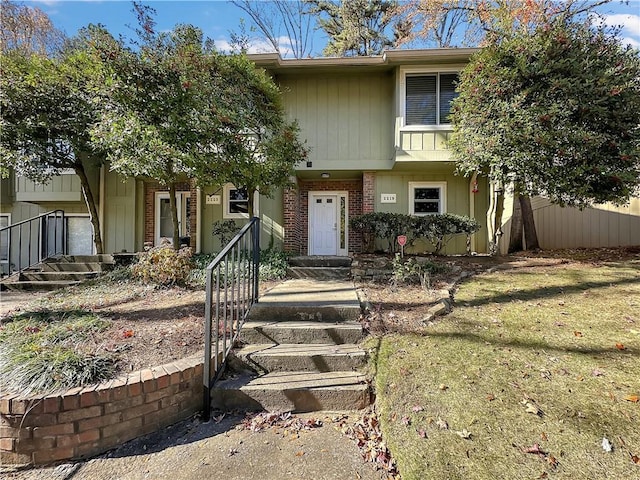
[369,257,640,479]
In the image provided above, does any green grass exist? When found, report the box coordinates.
[0,309,116,394]
[368,261,640,480]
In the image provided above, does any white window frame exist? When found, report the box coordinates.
[399,66,461,130]
[409,182,447,216]
[0,213,10,263]
[223,184,259,219]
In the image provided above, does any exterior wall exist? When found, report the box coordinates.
[500,195,640,252]
[200,187,285,254]
[395,129,453,162]
[278,73,395,171]
[143,181,197,249]
[374,167,489,254]
[102,172,137,254]
[284,178,364,255]
[0,354,203,466]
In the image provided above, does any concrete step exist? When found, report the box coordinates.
[248,279,361,323]
[286,266,351,280]
[41,262,110,273]
[46,255,115,264]
[288,256,352,268]
[230,343,367,374]
[239,320,363,345]
[19,271,99,282]
[1,280,80,292]
[211,370,371,412]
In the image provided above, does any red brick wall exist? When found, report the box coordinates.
[283,186,300,254]
[363,172,375,214]
[0,355,204,466]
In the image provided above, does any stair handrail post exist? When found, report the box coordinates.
[202,216,260,422]
[252,216,260,304]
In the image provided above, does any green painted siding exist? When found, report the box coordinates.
[373,169,488,254]
[201,188,284,254]
[15,174,82,202]
[278,73,394,170]
[103,172,137,253]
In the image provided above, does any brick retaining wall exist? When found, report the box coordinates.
[0,354,204,466]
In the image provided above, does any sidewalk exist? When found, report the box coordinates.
[4,412,386,480]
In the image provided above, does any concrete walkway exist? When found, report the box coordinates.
[2,279,386,480]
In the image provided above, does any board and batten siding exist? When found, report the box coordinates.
[373,171,489,254]
[500,196,640,252]
[278,73,394,170]
[14,174,82,202]
[103,172,137,253]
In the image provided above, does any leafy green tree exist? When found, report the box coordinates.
[307,0,407,56]
[449,18,640,252]
[0,48,107,253]
[90,19,307,249]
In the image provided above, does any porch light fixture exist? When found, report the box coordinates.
[321,172,330,178]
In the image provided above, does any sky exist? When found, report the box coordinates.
[21,0,640,55]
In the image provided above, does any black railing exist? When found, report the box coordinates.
[202,217,260,421]
[0,210,65,275]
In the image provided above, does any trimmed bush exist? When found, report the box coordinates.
[351,212,480,254]
[132,243,193,286]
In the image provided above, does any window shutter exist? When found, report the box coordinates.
[406,75,436,125]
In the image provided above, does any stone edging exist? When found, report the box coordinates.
[0,353,204,466]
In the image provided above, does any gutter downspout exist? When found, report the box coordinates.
[196,187,202,254]
[469,172,477,253]
[99,164,105,255]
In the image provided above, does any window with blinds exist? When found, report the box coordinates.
[405,73,459,125]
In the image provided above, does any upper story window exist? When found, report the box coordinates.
[405,73,459,126]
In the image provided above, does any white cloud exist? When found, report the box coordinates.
[601,13,640,36]
[214,35,295,57]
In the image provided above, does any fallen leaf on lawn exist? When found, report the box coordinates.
[558,301,565,306]
[574,331,583,337]
[412,405,424,412]
[417,429,427,438]
[623,394,639,403]
[540,432,548,441]
[436,418,449,430]
[439,384,448,391]
[615,343,626,350]
[592,369,605,377]
[524,401,543,416]
[548,454,559,468]
[122,329,134,338]
[295,451,305,457]
[228,448,238,456]
[602,437,613,452]
[401,416,411,426]
[524,443,545,455]
[539,472,548,479]
[486,394,495,401]
[630,453,640,464]
[456,429,472,439]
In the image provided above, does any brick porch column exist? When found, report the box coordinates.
[363,172,375,214]
[283,178,301,254]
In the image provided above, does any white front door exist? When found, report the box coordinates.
[310,194,339,255]
[155,192,190,246]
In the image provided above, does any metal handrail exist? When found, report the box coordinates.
[202,216,260,421]
[0,210,66,275]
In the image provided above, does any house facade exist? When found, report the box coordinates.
[2,48,637,268]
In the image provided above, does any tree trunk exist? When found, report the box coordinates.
[508,192,524,253]
[74,164,104,254]
[519,194,540,250]
[168,182,180,249]
[491,187,505,255]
